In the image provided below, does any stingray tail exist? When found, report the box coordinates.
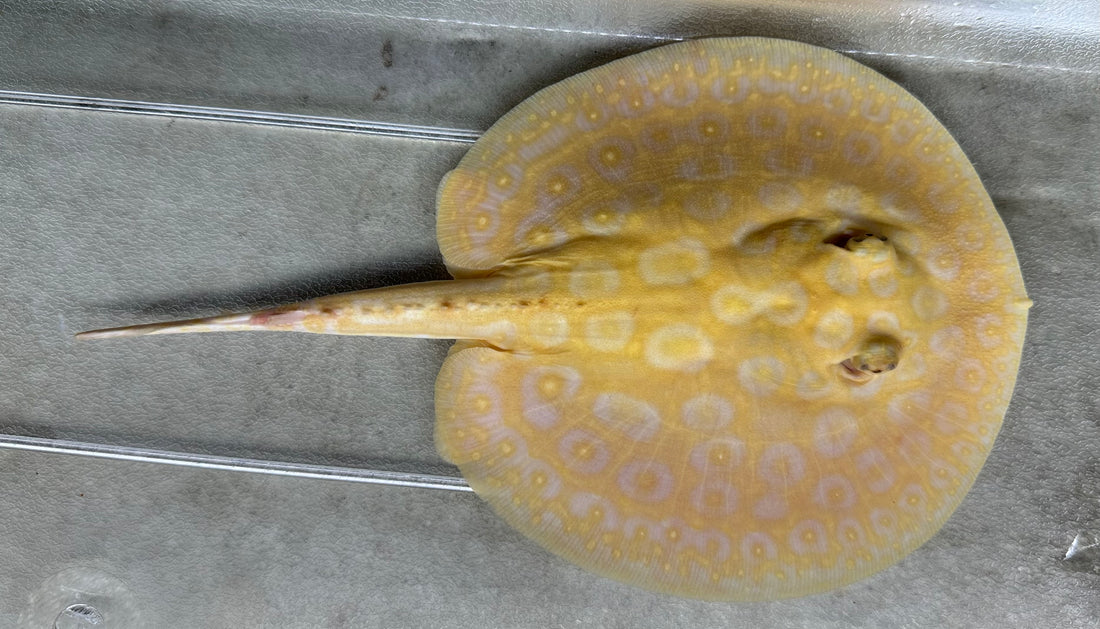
[75,278,520,343]
[75,309,307,340]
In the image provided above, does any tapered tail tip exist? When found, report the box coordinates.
[75,313,257,340]
[75,327,149,341]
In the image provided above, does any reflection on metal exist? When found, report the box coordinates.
[1064,533,1100,560]
[54,603,104,629]
[0,90,482,143]
[21,568,140,628]
[0,433,473,492]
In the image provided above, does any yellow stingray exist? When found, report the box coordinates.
[79,37,1031,600]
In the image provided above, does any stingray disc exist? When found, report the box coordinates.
[433,37,1030,600]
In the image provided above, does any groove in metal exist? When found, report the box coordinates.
[0,90,482,143]
[0,433,473,492]
[0,90,479,491]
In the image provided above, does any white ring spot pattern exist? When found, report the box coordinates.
[584,311,635,353]
[592,393,661,441]
[681,394,735,432]
[645,323,715,373]
[638,238,711,286]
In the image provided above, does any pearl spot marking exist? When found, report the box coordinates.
[813,475,857,511]
[681,394,735,432]
[789,520,828,555]
[580,197,628,235]
[584,311,635,353]
[764,282,809,326]
[691,479,739,516]
[526,312,569,349]
[825,257,859,295]
[739,356,787,396]
[638,238,711,286]
[557,429,611,475]
[617,460,674,503]
[758,182,803,212]
[689,438,746,472]
[569,260,621,299]
[592,393,661,441]
[856,449,896,494]
[813,408,859,457]
[911,286,948,321]
[711,285,760,324]
[741,532,779,564]
[645,323,714,373]
[761,443,807,485]
[813,308,854,349]
[521,365,582,429]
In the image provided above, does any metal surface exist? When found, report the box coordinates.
[0,91,481,143]
[1,0,1098,627]
[0,434,471,491]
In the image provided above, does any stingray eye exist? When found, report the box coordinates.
[825,230,891,253]
[839,336,901,383]
[846,233,892,260]
[824,229,896,265]
[845,232,887,247]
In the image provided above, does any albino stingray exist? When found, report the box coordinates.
[80,37,1031,600]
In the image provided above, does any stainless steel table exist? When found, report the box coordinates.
[1,1,1097,626]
